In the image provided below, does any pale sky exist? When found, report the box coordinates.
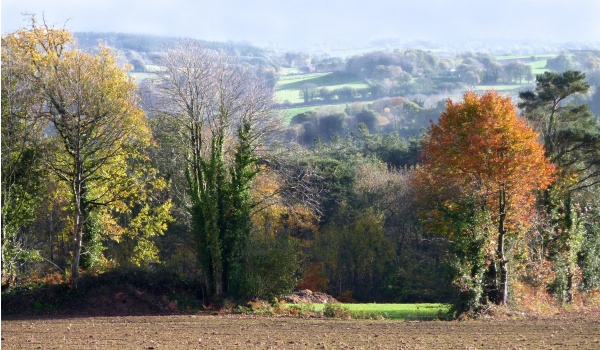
[2,0,600,49]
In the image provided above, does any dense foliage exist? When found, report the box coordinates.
[3,20,600,314]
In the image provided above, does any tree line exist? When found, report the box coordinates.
[2,20,600,313]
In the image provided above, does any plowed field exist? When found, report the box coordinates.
[2,311,599,349]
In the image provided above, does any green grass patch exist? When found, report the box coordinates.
[528,60,550,75]
[275,89,305,104]
[278,72,330,85]
[275,72,369,105]
[303,303,451,320]
[277,72,366,91]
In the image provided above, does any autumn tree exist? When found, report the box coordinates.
[3,19,172,286]
[414,91,555,309]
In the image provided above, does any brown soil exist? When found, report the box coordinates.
[2,311,600,349]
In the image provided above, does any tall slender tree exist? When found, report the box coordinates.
[150,41,278,299]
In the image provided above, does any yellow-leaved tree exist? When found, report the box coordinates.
[3,17,172,286]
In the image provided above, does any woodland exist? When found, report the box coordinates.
[2,19,600,316]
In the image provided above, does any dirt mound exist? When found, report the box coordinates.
[282,289,337,304]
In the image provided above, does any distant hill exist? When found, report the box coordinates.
[73,32,281,73]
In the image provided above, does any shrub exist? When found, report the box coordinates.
[323,303,352,318]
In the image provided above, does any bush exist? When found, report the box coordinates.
[323,303,352,318]
[240,234,298,300]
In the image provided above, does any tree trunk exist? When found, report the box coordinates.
[498,232,508,305]
[497,185,508,305]
[215,280,223,298]
[567,266,574,303]
[70,164,85,288]
[71,195,84,287]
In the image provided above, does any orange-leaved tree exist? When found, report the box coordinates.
[414,91,556,308]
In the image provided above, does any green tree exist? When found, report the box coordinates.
[290,110,317,125]
[519,70,600,301]
[315,208,395,300]
[354,109,379,133]
[504,61,532,84]
[456,61,482,86]
[318,113,347,141]
[299,83,318,104]
[590,87,600,115]
[319,87,334,102]
[518,71,592,160]
[483,62,503,84]
[152,41,277,300]
[546,54,574,73]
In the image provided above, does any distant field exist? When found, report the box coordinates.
[275,90,308,104]
[495,54,554,75]
[278,73,330,87]
[275,72,369,104]
[528,59,550,75]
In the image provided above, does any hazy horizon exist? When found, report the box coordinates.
[3,0,600,51]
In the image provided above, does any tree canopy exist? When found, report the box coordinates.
[2,18,172,286]
[414,91,556,309]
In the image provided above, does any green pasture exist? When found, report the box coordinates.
[308,303,452,320]
[494,54,553,75]
[275,72,369,104]
[528,59,550,75]
[275,89,306,104]
[277,72,367,90]
[278,72,330,85]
